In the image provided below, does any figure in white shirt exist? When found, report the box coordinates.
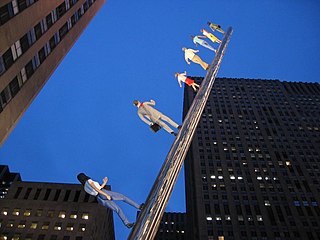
[182,47,209,70]
[175,71,199,92]
[200,29,221,44]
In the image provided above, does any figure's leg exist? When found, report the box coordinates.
[97,195,130,225]
[160,114,179,129]
[192,55,209,70]
[201,41,216,52]
[107,191,141,209]
[191,85,197,91]
[156,120,175,134]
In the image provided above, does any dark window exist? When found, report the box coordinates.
[9,77,20,98]
[71,190,80,201]
[59,22,69,39]
[63,236,70,240]
[49,36,57,50]
[23,187,32,200]
[43,189,52,200]
[25,60,34,78]
[64,190,71,201]
[38,235,45,240]
[14,187,23,199]
[2,48,14,69]
[34,188,41,200]
[54,189,61,201]
[20,34,30,53]
[0,3,14,25]
[56,2,67,19]
[46,13,53,28]
[34,22,42,40]
[38,47,46,64]
[18,0,27,11]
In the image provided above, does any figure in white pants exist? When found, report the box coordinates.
[133,100,181,136]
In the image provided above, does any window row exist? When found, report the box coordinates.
[0,0,38,26]
[0,0,79,76]
[0,0,96,114]
[1,208,90,219]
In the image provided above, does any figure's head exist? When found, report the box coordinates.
[133,100,140,106]
[77,173,90,186]
[207,21,211,26]
[174,72,179,78]
[182,47,186,52]
[200,29,204,33]
[190,35,194,40]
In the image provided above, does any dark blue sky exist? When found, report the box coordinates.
[1,1,320,239]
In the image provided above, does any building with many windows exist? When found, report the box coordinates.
[0,0,106,145]
[155,212,186,240]
[0,165,21,199]
[183,78,320,240]
[0,181,115,240]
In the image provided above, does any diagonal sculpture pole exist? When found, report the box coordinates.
[128,27,233,240]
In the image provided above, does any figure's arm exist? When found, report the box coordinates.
[178,78,182,88]
[138,113,152,126]
[100,177,108,188]
[183,71,187,76]
[88,181,112,200]
[184,55,190,65]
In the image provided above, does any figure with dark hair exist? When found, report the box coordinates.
[175,71,199,92]
[133,99,181,136]
[207,21,225,34]
[77,173,143,228]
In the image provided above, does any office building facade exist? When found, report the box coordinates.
[0,0,106,145]
[155,212,186,240]
[0,181,115,240]
[183,78,320,240]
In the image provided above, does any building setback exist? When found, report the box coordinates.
[183,78,320,240]
[155,212,186,240]
[0,0,106,145]
[0,181,115,240]
[0,165,21,199]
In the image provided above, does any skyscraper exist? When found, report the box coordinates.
[0,0,106,145]
[0,181,115,240]
[183,78,320,240]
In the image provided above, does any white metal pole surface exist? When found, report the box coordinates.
[128,27,233,240]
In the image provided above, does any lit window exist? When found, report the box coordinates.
[257,215,263,221]
[54,223,62,231]
[181,230,185,234]
[30,222,38,229]
[59,211,66,218]
[206,216,212,221]
[6,221,14,227]
[0,235,8,240]
[210,175,216,179]
[216,216,222,221]
[218,176,223,179]
[66,224,74,231]
[257,176,262,180]
[24,209,31,216]
[230,176,235,180]
[225,215,231,220]
[42,222,50,230]
[285,161,291,166]
[12,233,21,240]
[70,213,77,219]
[237,176,243,180]
[36,209,43,217]
[47,210,54,217]
[82,213,89,220]
[12,209,20,216]
[79,224,86,232]
[264,201,271,206]
[1,209,8,215]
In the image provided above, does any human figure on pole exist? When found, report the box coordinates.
[133,99,181,136]
[175,71,199,92]
[182,47,209,70]
[200,29,221,44]
[207,21,225,34]
[191,35,216,53]
[77,173,143,228]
